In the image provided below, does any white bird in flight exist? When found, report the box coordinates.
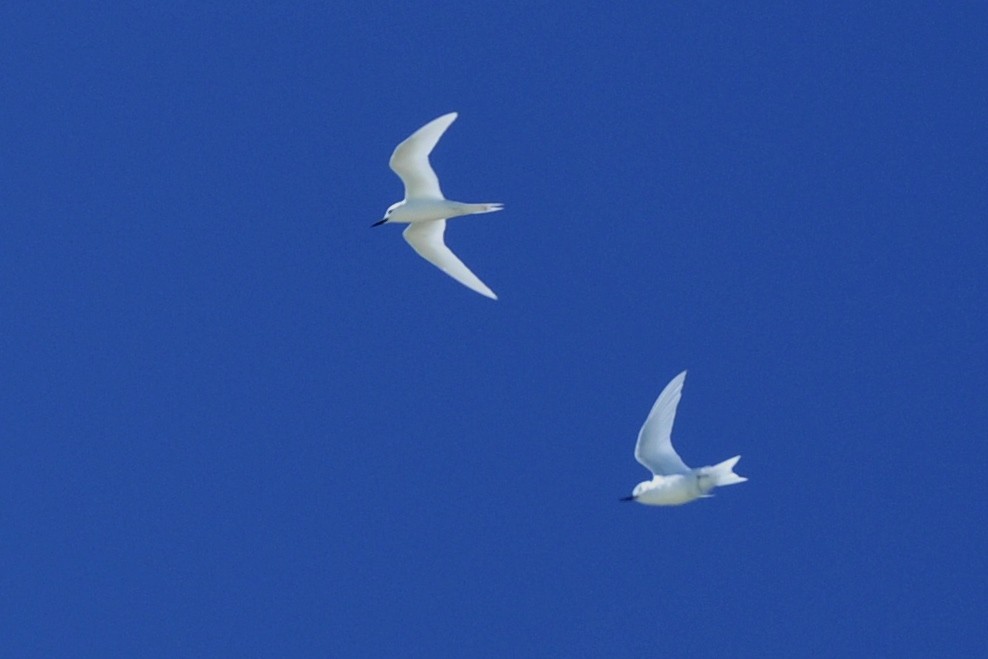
[373,112,503,300]
[622,370,747,506]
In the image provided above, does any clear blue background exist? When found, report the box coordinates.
[2,2,985,656]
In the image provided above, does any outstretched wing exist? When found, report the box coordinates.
[634,370,692,475]
[402,220,497,300]
[389,112,457,200]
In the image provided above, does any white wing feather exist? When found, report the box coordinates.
[634,370,692,475]
[402,220,497,300]
[389,112,457,200]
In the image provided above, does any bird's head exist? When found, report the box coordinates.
[631,479,660,499]
[621,481,651,501]
[373,201,405,227]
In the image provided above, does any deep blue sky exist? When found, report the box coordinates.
[2,2,986,656]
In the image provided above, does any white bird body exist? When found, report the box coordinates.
[375,112,503,300]
[386,199,500,224]
[631,474,705,506]
[625,371,747,506]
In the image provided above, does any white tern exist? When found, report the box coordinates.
[623,370,747,506]
[373,112,503,299]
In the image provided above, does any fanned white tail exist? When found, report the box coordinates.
[705,455,747,487]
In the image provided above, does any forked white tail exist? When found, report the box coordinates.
[705,455,747,487]
[462,202,503,214]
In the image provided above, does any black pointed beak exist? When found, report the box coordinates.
[371,218,388,227]
[619,496,636,502]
